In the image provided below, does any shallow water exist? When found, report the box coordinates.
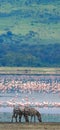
[0,111,60,122]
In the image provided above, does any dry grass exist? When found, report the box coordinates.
[0,67,60,74]
[0,123,60,130]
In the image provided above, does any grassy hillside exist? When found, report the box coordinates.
[0,33,60,67]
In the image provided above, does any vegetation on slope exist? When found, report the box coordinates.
[0,32,60,67]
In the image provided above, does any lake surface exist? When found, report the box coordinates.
[0,74,60,122]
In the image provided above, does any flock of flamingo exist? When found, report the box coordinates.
[0,74,60,108]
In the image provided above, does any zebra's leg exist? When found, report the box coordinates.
[15,115,18,122]
[19,115,22,122]
[30,115,33,122]
[24,114,29,122]
[11,115,13,122]
[11,114,16,122]
[34,115,35,123]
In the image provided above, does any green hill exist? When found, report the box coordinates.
[0,32,60,67]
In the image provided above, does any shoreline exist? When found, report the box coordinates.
[0,67,60,75]
[0,122,60,130]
